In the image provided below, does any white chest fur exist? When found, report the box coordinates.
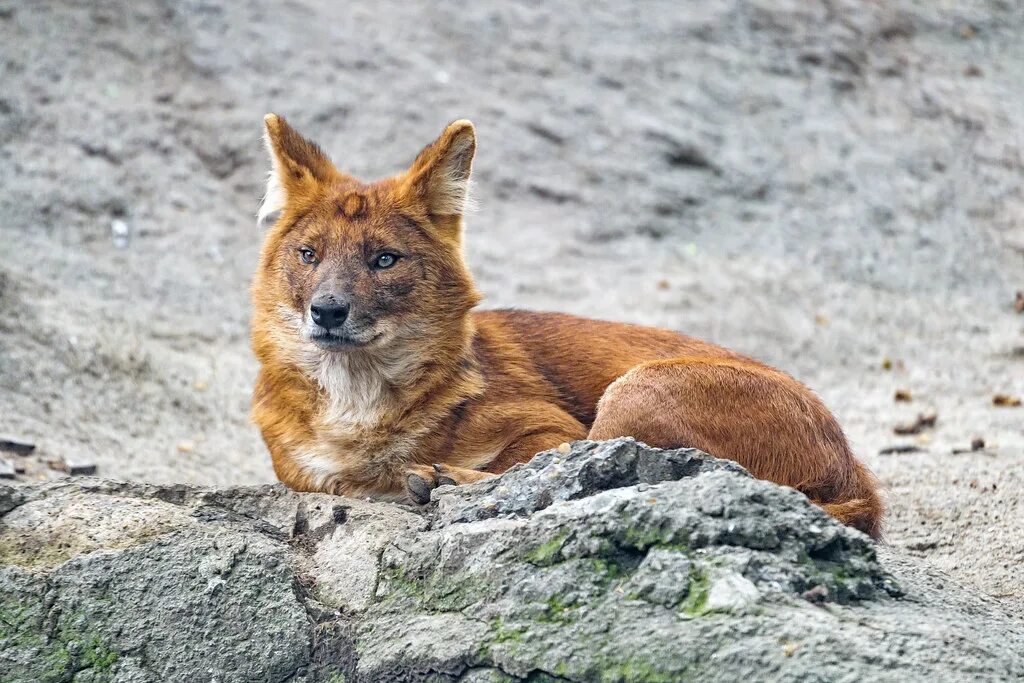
[294,349,430,497]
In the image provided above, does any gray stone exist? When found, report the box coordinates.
[2,440,1023,682]
[434,437,747,525]
[63,457,98,476]
[0,436,35,457]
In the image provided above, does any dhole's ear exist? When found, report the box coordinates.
[257,114,336,228]
[404,120,476,219]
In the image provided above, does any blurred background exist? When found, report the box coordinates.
[0,1,1021,611]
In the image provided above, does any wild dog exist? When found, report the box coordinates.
[250,115,884,538]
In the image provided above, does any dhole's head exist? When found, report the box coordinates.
[252,115,481,366]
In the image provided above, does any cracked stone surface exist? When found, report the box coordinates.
[2,440,1022,682]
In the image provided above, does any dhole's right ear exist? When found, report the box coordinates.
[257,114,336,228]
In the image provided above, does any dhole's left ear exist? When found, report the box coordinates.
[403,120,476,219]
[258,114,337,228]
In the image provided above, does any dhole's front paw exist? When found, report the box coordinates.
[405,463,495,504]
[405,464,439,504]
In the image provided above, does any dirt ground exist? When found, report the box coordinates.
[1,1,1022,614]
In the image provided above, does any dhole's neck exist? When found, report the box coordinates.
[309,315,480,428]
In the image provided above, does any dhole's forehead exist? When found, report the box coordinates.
[286,185,425,249]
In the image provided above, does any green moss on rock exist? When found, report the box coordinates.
[678,567,712,617]
[524,532,571,567]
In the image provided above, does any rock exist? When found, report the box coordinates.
[0,459,14,479]
[0,435,35,456]
[64,456,97,476]
[434,438,747,524]
[2,440,1023,682]
[110,219,130,249]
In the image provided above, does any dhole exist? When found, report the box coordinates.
[251,115,884,538]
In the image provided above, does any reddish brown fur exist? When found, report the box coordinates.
[251,116,884,538]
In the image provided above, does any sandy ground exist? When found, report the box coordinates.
[1,1,1022,614]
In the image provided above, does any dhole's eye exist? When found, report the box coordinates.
[298,247,317,265]
[373,253,399,269]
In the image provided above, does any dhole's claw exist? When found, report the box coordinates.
[406,473,435,505]
[431,463,458,487]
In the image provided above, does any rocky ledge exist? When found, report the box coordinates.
[1,439,1021,682]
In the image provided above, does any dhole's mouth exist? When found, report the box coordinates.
[309,330,379,351]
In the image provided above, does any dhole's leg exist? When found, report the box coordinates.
[405,406,587,504]
[589,358,883,538]
[484,428,586,474]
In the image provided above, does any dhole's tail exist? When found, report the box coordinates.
[818,498,883,539]
[812,462,884,539]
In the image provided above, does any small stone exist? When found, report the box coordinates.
[992,394,1021,407]
[879,444,923,455]
[905,537,938,551]
[65,457,97,476]
[801,585,829,603]
[111,218,130,249]
[894,388,912,402]
[0,458,15,479]
[705,573,759,612]
[556,442,572,454]
[177,440,195,453]
[894,410,937,435]
[953,437,988,455]
[0,435,36,456]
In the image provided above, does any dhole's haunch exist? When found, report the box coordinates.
[251,115,883,538]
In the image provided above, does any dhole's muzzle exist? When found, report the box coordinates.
[305,281,379,350]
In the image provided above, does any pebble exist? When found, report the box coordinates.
[893,409,937,435]
[801,585,829,603]
[952,437,987,455]
[0,458,15,479]
[0,434,36,456]
[111,218,130,249]
[905,537,939,551]
[65,457,97,476]
[879,444,923,455]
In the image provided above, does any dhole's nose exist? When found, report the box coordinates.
[310,300,349,329]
